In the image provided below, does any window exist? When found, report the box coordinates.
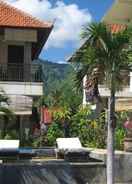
[8,45,24,64]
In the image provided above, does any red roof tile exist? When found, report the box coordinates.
[0,1,52,29]
[109,23,127,33]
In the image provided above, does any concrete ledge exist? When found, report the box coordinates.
[0,160,106,184]
[90,148,132,184]
[0,81,43,96]
[99,85,132,98]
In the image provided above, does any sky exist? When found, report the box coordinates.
[7,0,114,63]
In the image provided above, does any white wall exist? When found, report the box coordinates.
[0,81,43,96]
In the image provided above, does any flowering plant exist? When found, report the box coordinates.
[124,119,132,129]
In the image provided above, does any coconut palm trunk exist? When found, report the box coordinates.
[107,71,116,184]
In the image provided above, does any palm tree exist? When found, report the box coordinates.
[71,22,131,184]
[0,90,14,138]
[0,90,10,115]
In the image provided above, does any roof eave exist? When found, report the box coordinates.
[32,25,54,60]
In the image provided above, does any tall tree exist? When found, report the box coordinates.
[71,22,131,184]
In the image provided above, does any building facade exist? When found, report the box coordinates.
[0,1,53,141]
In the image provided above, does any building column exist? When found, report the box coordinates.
[17,116,23,144]
[83,75,87,106]
[20,116,23,143]
[130,72,132,92]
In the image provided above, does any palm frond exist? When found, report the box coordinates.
[0,91,14,119]
[73,22,132,101]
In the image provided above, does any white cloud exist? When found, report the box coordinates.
[6,0,92,48]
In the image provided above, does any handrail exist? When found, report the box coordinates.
[0,63,42,82]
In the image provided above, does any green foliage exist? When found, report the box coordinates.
[3,130,19,140]
[32,137,41,148]
[30,105,127,150]
[34,59,74,95]
[38,108,70,146]
[69,106,128,150]
[31,122,64,147]
[32,108,70,147]
[52,107,71,121]
[34,59,82,114]
[73,22,132,98]
[0,90,14,118]
[115,129,125,150]
[115,112,127,150]
[58,73,82,112]
[70,106,106,148]
[47,122,64,146]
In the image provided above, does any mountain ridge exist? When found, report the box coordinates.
[35,59,74,95]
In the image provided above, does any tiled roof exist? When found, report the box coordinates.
[0,1,52,29]
[109,23,127,33]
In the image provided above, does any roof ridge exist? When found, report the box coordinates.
[0,0,53,28]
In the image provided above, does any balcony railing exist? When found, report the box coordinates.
[0,63,42,82]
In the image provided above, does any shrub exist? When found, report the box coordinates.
[4,130,19,140]
[31,106,127,150]
[47,122,64,146]
[115,112,127,150]
[70,106,106,148]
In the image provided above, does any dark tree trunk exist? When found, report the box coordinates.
[2,116,9,139]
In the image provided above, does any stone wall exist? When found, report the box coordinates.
[0,149,132,183]
[0,161,106,184]
[0,150,132,184]
[90,149,132,184]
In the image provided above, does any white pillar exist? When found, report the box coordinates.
[83,75,87,106]
[130,72,132,92]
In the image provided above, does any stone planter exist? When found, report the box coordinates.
[124,137,132,152]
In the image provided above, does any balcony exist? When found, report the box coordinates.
[83,72,132,107]
[0,63,42,82]
[0,63,43,96]
[99,85,132,98]
[98,70,131,97]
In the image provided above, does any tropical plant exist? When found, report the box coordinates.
[46,122,64,146]
[70,106,106,147]
[71,22,131,184]
[0,90,14,138]
[36,72,82,114]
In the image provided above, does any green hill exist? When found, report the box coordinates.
[36,59,74,95]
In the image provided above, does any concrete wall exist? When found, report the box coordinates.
[90,149,132,184]
[0,82,43,96]
[0,162,106,184]
[0,149,132,183]
[5,28,37,43]
[103,0,132,24]
[0,157,131,184]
